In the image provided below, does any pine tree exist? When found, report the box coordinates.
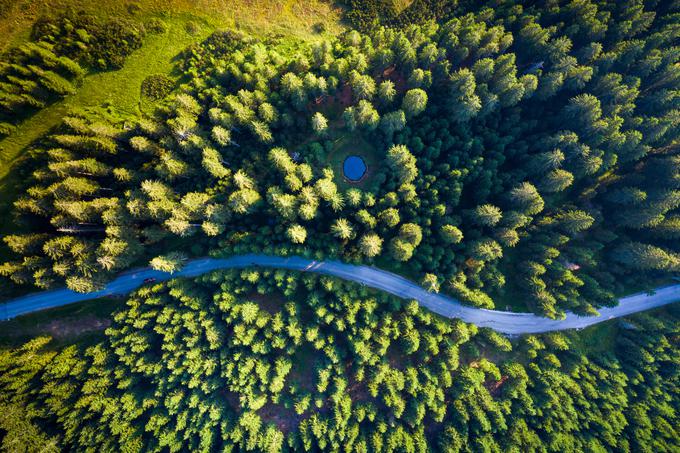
[287,224,307,244]
[331,218,354,240]
[471,204,503,227]
[311,112,328,136]
[440,225,463,244]
[401,89,428,118]
[611,243,680,272]
[386,145,417,185]
[508,182,544,215]
[359,233,383,257]
[149,252,188,273]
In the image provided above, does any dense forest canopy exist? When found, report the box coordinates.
[0,0,679,451]
[1,271,678,451]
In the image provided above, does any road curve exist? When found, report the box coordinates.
[1,254,679,334]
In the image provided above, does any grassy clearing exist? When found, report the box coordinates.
[566,321,619,355]
[325,133,383,191]
[567,305,675,355]
[0,296,124,349]
[0,14,217,277]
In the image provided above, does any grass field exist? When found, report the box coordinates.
[565,320,619,354]
[0,16,206,176]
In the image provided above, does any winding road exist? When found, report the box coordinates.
[2,254,679,334]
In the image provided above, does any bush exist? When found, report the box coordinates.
[141,74,174,100]
[91,18,146,69]
[185,20,201,35]
[178,30,249,72]
[343,0,453,31]
[126,2,142,15]
[312,22,327,34]
[0,122,16,137]
[0,42,83,125]
[145,17,168,34]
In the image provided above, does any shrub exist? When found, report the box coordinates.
[145,17,168,34]
[91,18,146,69]
[185,20,201,35]
[0,122,16,138]
[126,2,142,15]
[343,0,452,31]
[141,74,174,100]
[312,22,326,34]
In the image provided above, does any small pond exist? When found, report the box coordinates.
[343,155,367,181]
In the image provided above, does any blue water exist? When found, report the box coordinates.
[343,156,367,181]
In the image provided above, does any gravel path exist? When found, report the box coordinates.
[2,255,678,334]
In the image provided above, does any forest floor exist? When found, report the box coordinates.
[246,291,288,315]
[0,296,124,349]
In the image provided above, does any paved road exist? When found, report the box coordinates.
[1,255,678,334]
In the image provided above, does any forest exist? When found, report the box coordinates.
[1,270,678,451]
[0,0,678,451]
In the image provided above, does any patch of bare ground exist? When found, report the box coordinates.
[335,82,354,108]
[309,64,406,130]
[223,387,302,433]
[313,82,353,119]
[484,375,509,397]
[258,401,302,433]
[0,298,123,348]
[386,344,415,371]
[246,291,287,315]
[222,390,242,411]
[41,315,111,339]
[222,387,303,432]
[379,64,407,93]
[288,344,319,393]
[0,314,112,347]
[346,376,371,404]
